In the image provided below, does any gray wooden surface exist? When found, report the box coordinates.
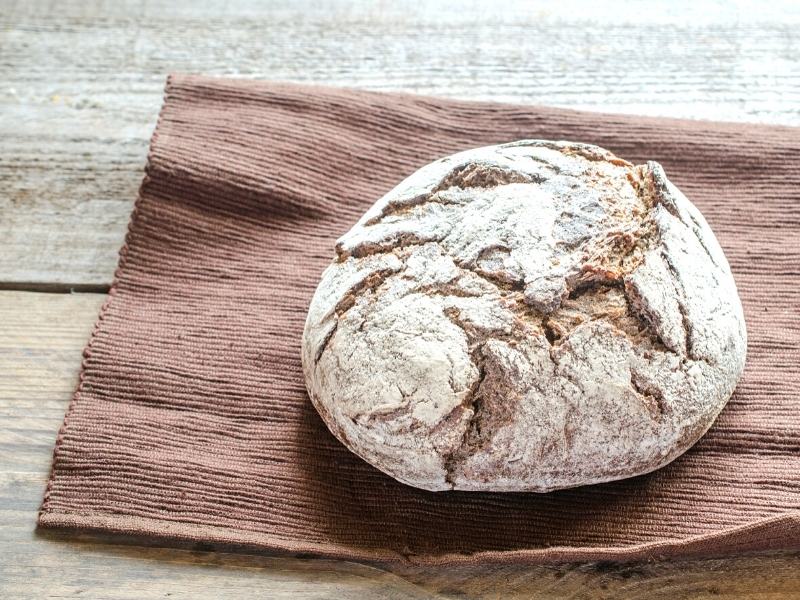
[3,0,800,289]
[1,0,799,597]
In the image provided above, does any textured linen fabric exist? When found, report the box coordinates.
[39,74,800,564]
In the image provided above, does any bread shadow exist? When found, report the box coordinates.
[292,397,672,559]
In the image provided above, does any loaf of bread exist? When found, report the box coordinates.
[302,140,747,492]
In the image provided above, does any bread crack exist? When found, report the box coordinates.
[364,192,460,227]
[335,233,437,262]
[365,162,541,230]
[630,369,667,419]
[442,347,487,488]
[334,267,403,316]
[686,210,722,270]
[432,162,540,194]
[439,308,527,487]
[660,249,696,360]
[313,321,338,365]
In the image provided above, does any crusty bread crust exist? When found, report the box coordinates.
[302,140,747,492]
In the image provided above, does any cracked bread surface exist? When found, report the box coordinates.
[301,140,747,492]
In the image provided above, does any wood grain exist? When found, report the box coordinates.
[2,0,800,287]
[1,290,800,598]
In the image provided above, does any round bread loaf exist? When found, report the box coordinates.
[301,140,746,492]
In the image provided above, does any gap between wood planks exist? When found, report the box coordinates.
[0,282,110,294]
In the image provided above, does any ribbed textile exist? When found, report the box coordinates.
[39,74,800,564]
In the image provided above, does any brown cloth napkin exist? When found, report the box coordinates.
[39,74,800,565]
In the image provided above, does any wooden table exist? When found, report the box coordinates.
[2,1,799,597]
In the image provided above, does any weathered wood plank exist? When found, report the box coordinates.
[2,0,800,287]
[1,289,799,598]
